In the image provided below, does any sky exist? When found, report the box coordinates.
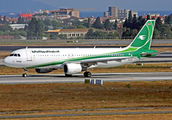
[35,0,172,11]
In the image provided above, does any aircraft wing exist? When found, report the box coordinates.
[79,57,132,64]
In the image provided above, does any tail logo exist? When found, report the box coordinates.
[138,35,146,40]
[148,23,151,25]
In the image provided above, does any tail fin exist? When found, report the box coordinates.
[128,20,155,50]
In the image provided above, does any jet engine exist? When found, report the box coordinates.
[63,63,82,75]
[35,68,54,73]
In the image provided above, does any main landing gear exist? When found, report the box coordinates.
[84,71,91,77]
[22,68,28,77]
[65,72,91,77]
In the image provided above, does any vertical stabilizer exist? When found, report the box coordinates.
[128,20,155,50]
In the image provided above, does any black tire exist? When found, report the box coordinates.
[22,73,27,77]
[84,72,91,77]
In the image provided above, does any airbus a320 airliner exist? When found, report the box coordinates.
[3,20,157,77]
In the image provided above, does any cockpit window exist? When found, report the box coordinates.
[9,53,21,57]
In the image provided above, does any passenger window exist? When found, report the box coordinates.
[18,54,21,57]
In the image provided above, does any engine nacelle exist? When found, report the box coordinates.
[35,68,53,73]
[63,63,82,74]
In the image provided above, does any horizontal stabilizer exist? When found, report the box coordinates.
[141,52,158,56]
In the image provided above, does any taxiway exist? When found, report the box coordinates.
[0,72,172,84]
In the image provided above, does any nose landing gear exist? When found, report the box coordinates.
[22,68,28,77]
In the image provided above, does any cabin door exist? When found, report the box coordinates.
[26,50,32,61]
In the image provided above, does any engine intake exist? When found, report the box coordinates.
[63,63,82,74]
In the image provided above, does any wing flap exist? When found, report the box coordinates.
[80,57,129,64]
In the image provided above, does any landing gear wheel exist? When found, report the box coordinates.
[22,73,27,77]
[84,71,91,77]
[22,68,28,77]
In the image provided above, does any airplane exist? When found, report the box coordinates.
[3,20,157,77]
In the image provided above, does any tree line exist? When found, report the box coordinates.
[0,13,172,40]
[122,11,172,39]
[0,16,119,40]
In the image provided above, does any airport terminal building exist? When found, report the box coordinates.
[45,29,88,38]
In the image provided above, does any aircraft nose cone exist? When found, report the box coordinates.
[3,57,10,66]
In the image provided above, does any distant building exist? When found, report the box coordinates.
[58,8,79,18]
[45,8,80,19]
[45,29,88,38]
[100,16,115,23]
[18,13,33,18]
[142,13,167,24]
[0,16,18,23]
[109,7,118,19]
[142,13,160,18]
[70,10,80,18]
[9,24,27,30]
[56,15,71,20]
[118,9,130,18]
[33,8,44,15]
[104,7,138,19]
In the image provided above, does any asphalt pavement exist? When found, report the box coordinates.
[0,72,172,84]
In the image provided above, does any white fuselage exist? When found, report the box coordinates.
[3,47,138,69]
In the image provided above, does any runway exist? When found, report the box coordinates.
[0,72,172,84]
